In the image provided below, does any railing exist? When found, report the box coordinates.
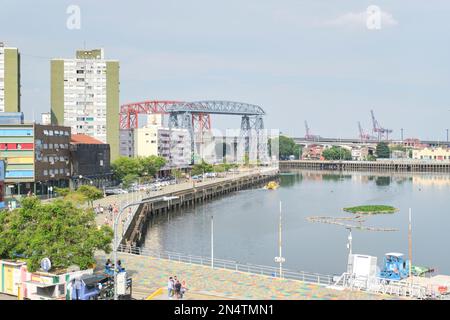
[117,244,335,287]
[335,272,433,299]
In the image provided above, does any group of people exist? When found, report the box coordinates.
[101,203,120,227]
[94,204,105,215]
[167,276,188,299]
[104,258,125,275]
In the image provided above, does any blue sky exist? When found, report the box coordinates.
[1,0,449,140]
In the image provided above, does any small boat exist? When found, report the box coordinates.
[264,181,279,190]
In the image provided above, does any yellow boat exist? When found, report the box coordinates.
[264,181,279,190]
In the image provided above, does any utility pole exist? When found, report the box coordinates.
[401,128,404,142]
[408,208,413,289]
[278,201,282,277]
[211,215,214,269]
[274,201,285,278]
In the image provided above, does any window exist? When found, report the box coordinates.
[43,170,48,176]
[43,130,49,135]
[43,144,48,149]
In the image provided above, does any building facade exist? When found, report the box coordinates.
[0,123,71,198]
[0,42,20,113]
[50,48,119,161]
[34,124,72,192]
[134,126,159,157]
[41,112,51,125]
[413,147,450,161]
[119,129,134,158]
[119,126,191,168]
[70,134,112,189]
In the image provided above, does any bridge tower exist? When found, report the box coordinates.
[239,115,267,164]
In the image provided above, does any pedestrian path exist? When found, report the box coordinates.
[95,252,400,300]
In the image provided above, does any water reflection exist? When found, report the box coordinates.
[143,169,450,275]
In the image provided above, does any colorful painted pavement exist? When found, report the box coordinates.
[95,252,401,300]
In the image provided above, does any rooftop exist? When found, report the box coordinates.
[71,134,105,145]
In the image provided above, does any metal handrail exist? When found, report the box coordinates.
[116,244,334,286]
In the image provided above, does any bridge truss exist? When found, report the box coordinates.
[167,101,267,164]
[119,100,267,165]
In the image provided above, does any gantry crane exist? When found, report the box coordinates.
[370,110,393,141]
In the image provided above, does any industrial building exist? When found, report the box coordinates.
[0,42,20,113]
[50,48,120,161]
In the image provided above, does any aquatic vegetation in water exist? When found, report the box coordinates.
[343,205,397,215]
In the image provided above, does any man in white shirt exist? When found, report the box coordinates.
[167,277,174,298]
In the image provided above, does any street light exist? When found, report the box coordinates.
[78,175,94,188]
[347,228,353,255]
[112,196,179,300]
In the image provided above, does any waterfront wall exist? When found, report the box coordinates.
[122,170,279,247]
[280,160,450,172]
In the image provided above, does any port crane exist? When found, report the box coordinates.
[358,121,373,142]
[370,110,393,141]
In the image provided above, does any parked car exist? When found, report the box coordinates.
[105,188,128,196]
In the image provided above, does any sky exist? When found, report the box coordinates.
[1,0,449,140]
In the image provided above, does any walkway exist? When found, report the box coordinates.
[95,252,400,300]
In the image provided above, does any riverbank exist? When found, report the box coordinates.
[280,160,450,172]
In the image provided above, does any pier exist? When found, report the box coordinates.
[280,160,450,172]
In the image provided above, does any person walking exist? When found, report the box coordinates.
[180,280,188,299]
[73,277,82,300]
[174,280,182,299]
[167,277,174,298]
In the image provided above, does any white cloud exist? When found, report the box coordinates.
[324,8,398,29]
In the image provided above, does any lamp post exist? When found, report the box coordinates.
[347,228,352,255]
[79,175,93,186]
[274,201,285,278]
[112,196,179,300]
[211,215,214,269]
[346,228,353,274]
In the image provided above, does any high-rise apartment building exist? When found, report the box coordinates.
[0,42,20,113]
[50,48,119,160]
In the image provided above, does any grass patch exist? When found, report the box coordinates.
[343,205,397,214]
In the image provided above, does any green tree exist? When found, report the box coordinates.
[270,136,301,160]
[111,155,166,183]
[0,197,113,272]
[213,164,225,173]
[122,173,139,189]
[54,187,70,197]
[191,160,214,176]
[376,142,390,158]
[139,155,166,177]
[171,168,184,181]
[111,157,141,181]
[322,146,352,160]
[77,185,104,207]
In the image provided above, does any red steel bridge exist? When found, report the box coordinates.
[119,100,267,162]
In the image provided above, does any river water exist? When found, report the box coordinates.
[142,170,450,275]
